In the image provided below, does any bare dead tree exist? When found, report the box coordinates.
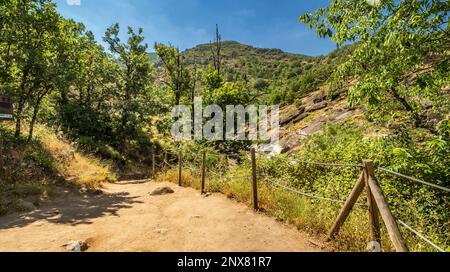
[210,24,222,75]
[156,43,191,106]
[191,58,197,122]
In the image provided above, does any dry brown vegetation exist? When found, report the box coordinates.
[0,123,116,215]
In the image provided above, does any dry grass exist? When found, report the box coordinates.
[1,123,118,214]
[34,125,117,188]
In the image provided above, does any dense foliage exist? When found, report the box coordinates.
[300,0,450,130]
[0,0,172,165]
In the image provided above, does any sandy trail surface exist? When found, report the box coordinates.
[0,180,325,252]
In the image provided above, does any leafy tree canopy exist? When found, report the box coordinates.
[300,0,450,129]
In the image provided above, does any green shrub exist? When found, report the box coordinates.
[26,148,56,170]
[254,122,449,251]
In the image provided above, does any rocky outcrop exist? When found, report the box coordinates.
[280,106,306,126]
[307,101,328,112]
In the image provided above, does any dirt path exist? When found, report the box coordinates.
[0,180,325,252]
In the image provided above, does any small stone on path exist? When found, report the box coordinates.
[150,187,174,196]
[155,228,169,234]
[64,241,89,252]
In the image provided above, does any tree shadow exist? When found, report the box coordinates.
[115,179,151,185]
[0,186,144,229]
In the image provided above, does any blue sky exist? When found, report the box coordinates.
[55,0,336,56]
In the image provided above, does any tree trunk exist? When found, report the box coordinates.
[27,94,45,142]
[390,88,421,127]
[390,88,414,113]
[121,89,131,145]
[14,73,28,139]
[14,110,22,139]
[15,67,32,139]
[14,94,27,139]
[175,91,181,106]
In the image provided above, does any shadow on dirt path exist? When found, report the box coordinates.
[0,185,143,229]
[0,180,327,252]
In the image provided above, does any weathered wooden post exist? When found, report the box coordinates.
[327,171,365,240]
[367,175,409,252]
[178,151,183,187]
[152,153,156,178]
[250,148,258,211]
[164,152,168,171]
[201,151,206,194]
[363,160,381,246]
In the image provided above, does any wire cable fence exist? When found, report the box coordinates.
[151,148,448,252]
[396,219,446,253]
[255,150,363,169]
[376,166,450,193]
[369,166,449,252]
[264,178,367,208]
[255,152,367,207]
[258,153,448,252]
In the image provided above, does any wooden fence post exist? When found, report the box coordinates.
[164,152,168,171]
[368,176,409,252]
[152,153,156,178]
[363,160,381,246]
[178,151,183,187]
[250,148,258,211]
[201,151,206,194]
[327,171,365,240]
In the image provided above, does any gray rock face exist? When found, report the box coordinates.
[150,187,175,196]
[307,101,328,112]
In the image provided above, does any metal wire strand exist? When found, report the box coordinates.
[164,160,178,168]
[164,151,179,156]
[376,167,450,193]
[266,180,367,208]
[206,152,247,159]
[255,151,363,169]
[288,158,363,168]
[397,219,446,252]
[204,153,223,158]
[224,175,249,180]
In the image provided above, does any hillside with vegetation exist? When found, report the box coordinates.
[0,0,449,252]
[182,40,355,105]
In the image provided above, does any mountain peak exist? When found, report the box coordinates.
[184,41,312,59]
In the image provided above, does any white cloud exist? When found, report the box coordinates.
[67,0,81,6]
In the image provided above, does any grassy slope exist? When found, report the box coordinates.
[0,122,116,215]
